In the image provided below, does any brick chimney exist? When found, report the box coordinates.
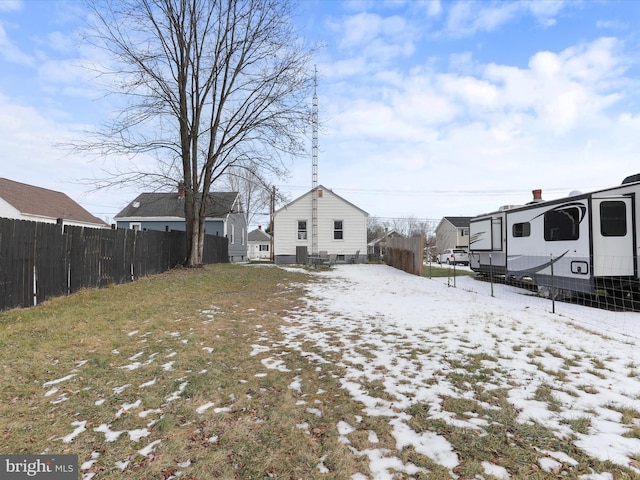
[532,189,542,202]
[178,182,185,199]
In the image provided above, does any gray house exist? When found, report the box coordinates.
[114,186,247,262]
[435,216,472,255]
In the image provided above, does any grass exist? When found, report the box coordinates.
[421,263,477,279]
[0,264,369,479]
[1,263,639,479]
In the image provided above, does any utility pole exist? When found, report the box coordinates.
[311,66,318,257]
[270,185,276,262]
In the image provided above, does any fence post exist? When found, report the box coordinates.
[550,254,556,314]
[453,262,457,288]
[33,266,37,306]
[489,254,494,298]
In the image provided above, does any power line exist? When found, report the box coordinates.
[274,185,602,197]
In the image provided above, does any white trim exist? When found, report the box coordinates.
[333,219,344,241]
[297,219,308,241]
[115,216,227,222]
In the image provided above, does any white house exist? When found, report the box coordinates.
[0,177,108,228]
[248,226,271,261]
[273,185,368,264]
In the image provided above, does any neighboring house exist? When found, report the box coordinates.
[367,230,404,258]
[0,177,108,228]
[114,185,247,262]
[273,185,368,264]
[435,216,472,255]
[248,226,271,261]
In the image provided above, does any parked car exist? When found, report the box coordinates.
[438,248,469,266]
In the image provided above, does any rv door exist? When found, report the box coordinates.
[591,197,635,277]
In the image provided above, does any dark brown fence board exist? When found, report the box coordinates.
[0,219,229,311]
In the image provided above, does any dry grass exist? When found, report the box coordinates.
[2,263,639,479]
[0,264,369,479]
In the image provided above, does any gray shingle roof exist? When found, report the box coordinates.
[444,216,472,228]
[0,177,107,226]
[115,192,240,219]
[248,228,270,242]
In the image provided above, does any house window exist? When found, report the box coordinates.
[297,221,307,240]
[334,220,343,240]
[230,224,235,244]
[130,223,141,231]
[259,244,270,251]
[512,222,531,237]
[600,201,626,237]
[461,228,469,237]
[544,207,580,241]
[242,228,245,245]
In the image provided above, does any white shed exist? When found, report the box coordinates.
[273,186,368,264]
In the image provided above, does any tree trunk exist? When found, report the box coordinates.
[80,0,312,267]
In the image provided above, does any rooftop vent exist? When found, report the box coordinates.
[622,173,640,185]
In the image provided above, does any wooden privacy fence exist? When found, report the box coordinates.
[0,218,228,311]
[385,236,424,276]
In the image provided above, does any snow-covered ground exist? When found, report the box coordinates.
[277,264,640,479]
[46,263,640,479]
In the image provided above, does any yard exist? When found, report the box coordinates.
[1,263,640,479]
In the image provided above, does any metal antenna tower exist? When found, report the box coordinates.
[311,66,319,256]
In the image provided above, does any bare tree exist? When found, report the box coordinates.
[221,164,271,228]
[367,216,389,243]
[80,0,313,265]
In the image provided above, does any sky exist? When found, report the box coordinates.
[47,263,640,478]
[2,1,640,228]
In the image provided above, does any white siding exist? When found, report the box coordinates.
[274,188,367,257]
[435,222,457,253]
[0,198,21,219]
[248,241,270,260]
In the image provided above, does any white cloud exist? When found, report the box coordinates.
[446,1,521,37]
[526,0,566,26]
[596,20,628,30]
[424,0,443,17]
[303,34,639,219]
[0,0,21,13]
[331,11,418,65]
[0,21,33,65]
[0,93,139,221]
[445,0,567,37]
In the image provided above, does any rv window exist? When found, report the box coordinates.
[544,207,580,241]
[600,201,627,237]
[512,222,530,237]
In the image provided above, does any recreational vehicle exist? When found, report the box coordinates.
[469,174,640,300]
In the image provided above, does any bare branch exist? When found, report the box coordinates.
[71,0,314,265]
